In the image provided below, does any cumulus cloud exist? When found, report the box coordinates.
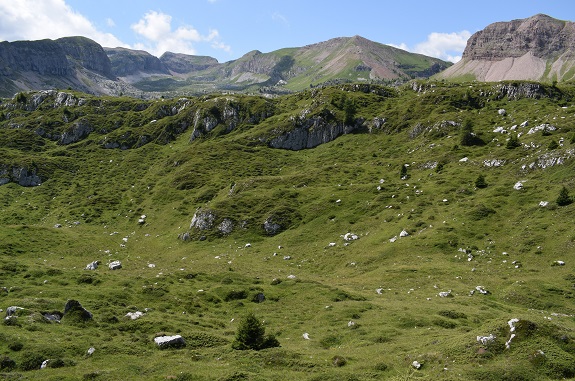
[0,0,125,47]
[389,31,471,63]
[131,11,230,57]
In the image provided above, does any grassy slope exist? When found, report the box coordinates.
[1,82,575,380]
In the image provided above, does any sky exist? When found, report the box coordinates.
[0,0,573,63]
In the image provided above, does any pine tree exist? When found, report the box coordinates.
[506,134,521,149]
[232,313,280,350]
[557,186,572,206]
[475,174,488,189]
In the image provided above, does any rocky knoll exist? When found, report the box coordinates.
[436,14,575,82]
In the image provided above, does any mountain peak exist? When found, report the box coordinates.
[436,13,575,82]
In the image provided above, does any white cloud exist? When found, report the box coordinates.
[389,31,471,63]
[131,11,230,57]
[272,12,290,27]
[0,0,125,47]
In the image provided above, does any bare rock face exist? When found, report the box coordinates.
[463,14,575,61]
[437,14,575,82]
[106,47,169,77]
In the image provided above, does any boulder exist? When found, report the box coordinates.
[85,261,99,270]
[190,209,216,230]
[109,260,122,270]
[63,300,93,321]
[154,335,186,349]
[125,311,145,320]
[218,218,234,235]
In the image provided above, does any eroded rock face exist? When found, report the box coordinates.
[0,166,42,187]
[190,209,216,230]
[464,14,575,61]
[437,14,575,82]
[268,114,360,150]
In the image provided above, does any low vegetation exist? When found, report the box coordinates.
[0,80,575,380]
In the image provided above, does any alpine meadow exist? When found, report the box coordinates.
[1,12,575,381]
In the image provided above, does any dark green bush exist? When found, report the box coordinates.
[557,186,572,206]
[0,355,16,370]
[20,351,45,371]
[232,312,280,350]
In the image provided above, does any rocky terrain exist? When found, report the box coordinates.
[436,14,575,82]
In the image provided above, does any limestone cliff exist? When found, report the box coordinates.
[436,14,575,82]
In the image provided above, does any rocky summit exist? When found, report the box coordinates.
[436,14,575,82]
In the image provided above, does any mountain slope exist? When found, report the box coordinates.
[133,35,451,93]
[1,81,575,379]
[436,14,575,82]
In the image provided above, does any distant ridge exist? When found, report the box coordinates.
[435,14,575,82]
[0,35,451,97]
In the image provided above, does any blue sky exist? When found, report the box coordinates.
[0,0,573,63]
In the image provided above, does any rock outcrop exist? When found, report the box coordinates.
[436,14,575,82]
[0,166,42,186]
[268,112,360,150]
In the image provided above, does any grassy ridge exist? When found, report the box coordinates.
[1,81,575,380]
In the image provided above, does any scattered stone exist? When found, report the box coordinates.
[126,311,145,320]
[138,215,146,224]
[459,157,469,162]
[85,261,99,270]
[54,223,62,228]
[527,123,556,135]
[438,290,453,298]
[109,260,122,270]
[477,334,496,345]
[412,360,422,369]
[389,236,398,243]
[498,109,506,116]
[475,286,490,295]
[43,312,62,322]
[328,242,336,247]
[253,293,265,303]
[347,321,356,327]
[552,260,565,266]
[283,256,292,260]
[287,274,296,279]
[513,181,524,190]
[245,243,251,248]
[539,201,549,207]
[506,318,520,349]
[87,347,95,356]
[41,360,49,369]
[148,263,156,268]
[154,335,186,349]
[6,306,23,317]
[179,232,191,241]
[343,232,359,241]
[302,333,310,340]
[376,288,383,294]
[399,229,409,237]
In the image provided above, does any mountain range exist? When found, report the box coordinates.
[0,35,450,98]
[0,13,574,98]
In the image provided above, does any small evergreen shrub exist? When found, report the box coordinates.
[475,174,488,188]
[232,312,280,350]
[557,186,572,206]
[506,134,521,149]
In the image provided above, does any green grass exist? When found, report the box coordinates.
[1,81,575,379]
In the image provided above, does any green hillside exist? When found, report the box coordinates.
[1,81,575,380]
